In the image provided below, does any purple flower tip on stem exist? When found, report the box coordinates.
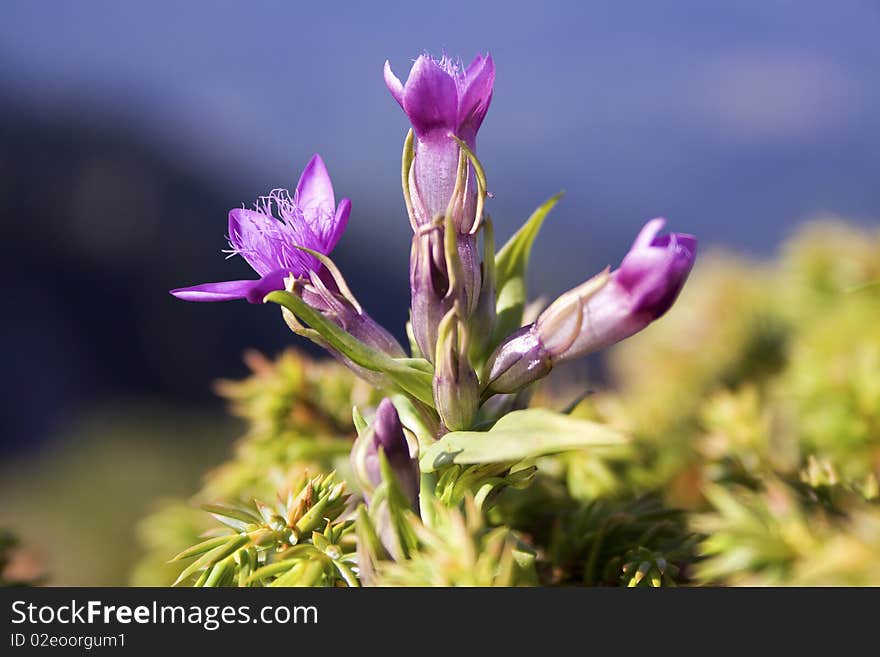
[485,219,697,394]
[386,52,494,232]
[170,154,351,304]
[352,399,420,509]
[384,52,494,147]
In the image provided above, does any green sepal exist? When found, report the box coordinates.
[449,135,489,234]
[390,393,440,452]
[265,289,435,406]
[420,408,626,472]
[352,406,368,436]
[401,129,416,230]
[468,215,497,367]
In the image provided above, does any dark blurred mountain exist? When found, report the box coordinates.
[0,98,407,453]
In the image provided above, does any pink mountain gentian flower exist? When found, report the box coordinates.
[485,219,697,394]
[385,53,495,361]
[171,154,351,304]
[384,52,494,232]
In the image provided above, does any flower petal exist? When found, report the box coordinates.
[383,60,405,108]
[170,268,290,304]
[458,53,495,144]
[322,197,351,254]
[618,219,697,318]
[244,269,290,303]
[401,55,459,138]
[228,208,285,277]
[295,154,336,221]
[170,279,262,302]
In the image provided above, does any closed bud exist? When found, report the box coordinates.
[433,308,480,430]
[483,325,553,395]
[350,398,420,509]
[485,219,696,394]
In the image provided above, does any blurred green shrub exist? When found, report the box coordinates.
[133,219,880,586]
[132,350,379,585]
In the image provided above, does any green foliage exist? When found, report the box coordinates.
[595,220,880,583]
[495,476,699,586]
[171,473,356,587]
[694,478,880,585]
[134,219,880,587]
[132,350,375,585]
[266,289,436,406]
[374,498,538,586]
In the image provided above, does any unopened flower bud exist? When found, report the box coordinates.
[485,219,697,394]
[433,308,480,431]
[483,325,552,395]
[350,398,420,508]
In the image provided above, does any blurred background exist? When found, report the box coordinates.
[1,0,878,583]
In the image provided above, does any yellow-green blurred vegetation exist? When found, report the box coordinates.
[3,219,878,586]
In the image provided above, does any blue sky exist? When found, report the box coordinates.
[2,0,879,292]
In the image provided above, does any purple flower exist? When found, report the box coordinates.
[385,52,494,232]
[386,53,494,360]
[485,219,697,394]
[385,52,494,151]
[170,154,351,304]
[350,398,420,508]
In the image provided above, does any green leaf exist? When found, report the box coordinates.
[243,549,316,586]
[172,534,249,586]
[352,406,368,436]
[265,290,435,406]
[491,193,562,349]
[170,535,234,562]
[390,394,440,451]
[202,504,260,533]
[420,408,626,472]
[332,559,360,587]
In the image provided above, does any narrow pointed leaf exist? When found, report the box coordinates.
[491,193,563,347]
[265,290,434,405]
[173,534,249,586]
[170,535,233,562]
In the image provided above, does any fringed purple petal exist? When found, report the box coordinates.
[228,208,287,277]
[402,55,459,138]
[244,269,290,303]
